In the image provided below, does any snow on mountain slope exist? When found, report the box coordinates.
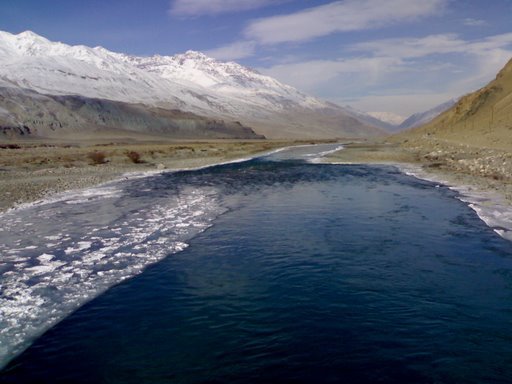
[0,31,195,108]
[0,30,383,139]
[120,51,323,108]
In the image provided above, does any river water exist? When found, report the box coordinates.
[1,144,512,383]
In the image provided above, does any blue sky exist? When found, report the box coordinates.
[1,0,512,116]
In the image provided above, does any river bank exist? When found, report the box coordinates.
[325,139,512,240]
[0,140,308,212]
[326,139,512,202]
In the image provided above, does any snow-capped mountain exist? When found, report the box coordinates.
[0,30,383,139]
[399,99,458,130]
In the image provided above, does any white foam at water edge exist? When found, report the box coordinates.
[398,163,512,242]
[308,145,345,163]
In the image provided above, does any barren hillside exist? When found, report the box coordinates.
[394,58,512,151]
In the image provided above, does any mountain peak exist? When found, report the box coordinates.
[183,50,210,60]
[18,30,42,38]
[173,50,216,65]
[15,30,50,44]
[0,30,52,56]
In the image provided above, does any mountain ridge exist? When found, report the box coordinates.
[0,30,384,139]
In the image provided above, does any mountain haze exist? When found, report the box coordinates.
[0,30,384,140]
[341,105,399,132]
[399,99,458,131]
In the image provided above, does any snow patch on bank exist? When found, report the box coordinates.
[398,163,512,242]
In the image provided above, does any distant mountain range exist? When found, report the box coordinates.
[398,99,458,130]
[343,103,458,133]
[341,105,399,132]
[0,30,384,140]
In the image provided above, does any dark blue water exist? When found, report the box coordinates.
[1,146,512,383]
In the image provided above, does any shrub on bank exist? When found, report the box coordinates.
[87,151,107,165]
[126,151,143,164]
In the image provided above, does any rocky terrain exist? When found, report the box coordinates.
[0,86,263,140]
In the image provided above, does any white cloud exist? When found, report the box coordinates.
[350,33,512,59]
[258,33,512,115]
[169,0,277,17]
[259,57,405,91]
[466,33,512,54]
[350,34,466,58]
[244,0,446,45]
[205,0,448,64]
[463,18,487,27]
[452,47,512,92]
[346,32,512,93]
[206,41,256,60]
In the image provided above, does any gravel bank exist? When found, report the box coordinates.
[0,140,302,211]
[325,139,512,240]
[326,140,512,203]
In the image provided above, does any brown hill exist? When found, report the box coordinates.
[385,58,512,189]
[395,58,512,151]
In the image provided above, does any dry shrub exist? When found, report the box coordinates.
[87,151,107,165]
[126,150,143,164]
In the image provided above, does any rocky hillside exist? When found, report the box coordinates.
[0,86,263,140]
[390,58,512,188]
[0,30,383,139]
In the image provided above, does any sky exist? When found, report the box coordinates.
[1,0,512,117]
